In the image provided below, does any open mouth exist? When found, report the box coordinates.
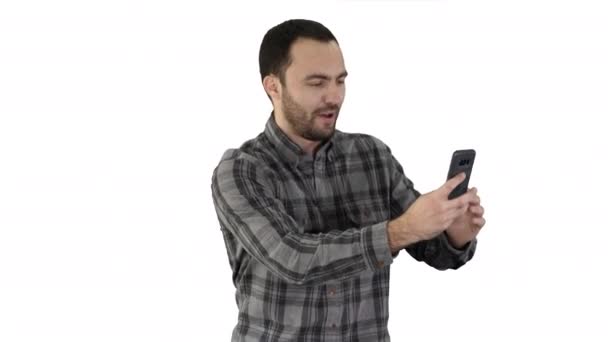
[318,112,336,119]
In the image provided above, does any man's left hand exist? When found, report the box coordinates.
[445,188,486,249]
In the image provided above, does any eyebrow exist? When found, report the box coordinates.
[304,71,348,81]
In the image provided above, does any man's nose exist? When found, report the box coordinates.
[324,84,344,105]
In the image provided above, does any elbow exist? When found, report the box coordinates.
[268,266,314,286]
[263,250,316,286]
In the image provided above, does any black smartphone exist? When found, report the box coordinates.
[446,149,476,200]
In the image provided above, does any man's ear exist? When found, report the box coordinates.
[263,75,281,101]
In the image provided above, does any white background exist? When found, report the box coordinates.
[1,0,607,341]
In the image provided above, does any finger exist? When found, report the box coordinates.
[469,205,485,216]
[467,187,481,201]
[446,191,478,209]
[472,217,486,228]
[442,172,466,196]
[469,206,482,216]
[444,205,469,222]
[467,192,481,205]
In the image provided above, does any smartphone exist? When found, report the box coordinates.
[446,149,476,200]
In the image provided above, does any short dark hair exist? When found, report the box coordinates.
[259,19,338,84]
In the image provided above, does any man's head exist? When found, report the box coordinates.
[259,19,347,145]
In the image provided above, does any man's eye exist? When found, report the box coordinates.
[309,82,323,87]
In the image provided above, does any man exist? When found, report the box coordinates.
[211,19,486,341]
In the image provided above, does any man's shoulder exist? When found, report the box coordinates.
[214,133,272,172]
[333,130,392,155]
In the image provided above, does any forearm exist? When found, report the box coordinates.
[218,206,393,285]
[213,157,394,286]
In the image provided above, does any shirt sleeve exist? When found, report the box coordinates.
[387,151,477,270]
[211,152,394,286]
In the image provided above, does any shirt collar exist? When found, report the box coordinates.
[264,112,335,167]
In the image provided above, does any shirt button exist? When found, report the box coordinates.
[332,323,337,329]
[377,260,385,268]
[364,208,371,217]
[328,288,336,296]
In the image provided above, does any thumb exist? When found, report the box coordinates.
[442,172,466,195]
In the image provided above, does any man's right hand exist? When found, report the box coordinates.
[387,172,477,253]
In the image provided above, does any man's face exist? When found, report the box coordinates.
[278,38,347,142]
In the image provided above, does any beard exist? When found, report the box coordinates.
[281,88,340,142]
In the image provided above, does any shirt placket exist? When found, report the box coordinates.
[325,283,343,340]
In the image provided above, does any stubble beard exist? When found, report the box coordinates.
[281,88,339,142]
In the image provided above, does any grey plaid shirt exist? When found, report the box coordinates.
[211,114,476,341]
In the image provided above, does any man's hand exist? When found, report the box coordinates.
[445,187,485,249]
[387,172,479,253]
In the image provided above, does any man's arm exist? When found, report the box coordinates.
[211,152,394,286]
[386,153,477,270]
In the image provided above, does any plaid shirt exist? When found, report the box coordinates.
[211,114,476,341]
